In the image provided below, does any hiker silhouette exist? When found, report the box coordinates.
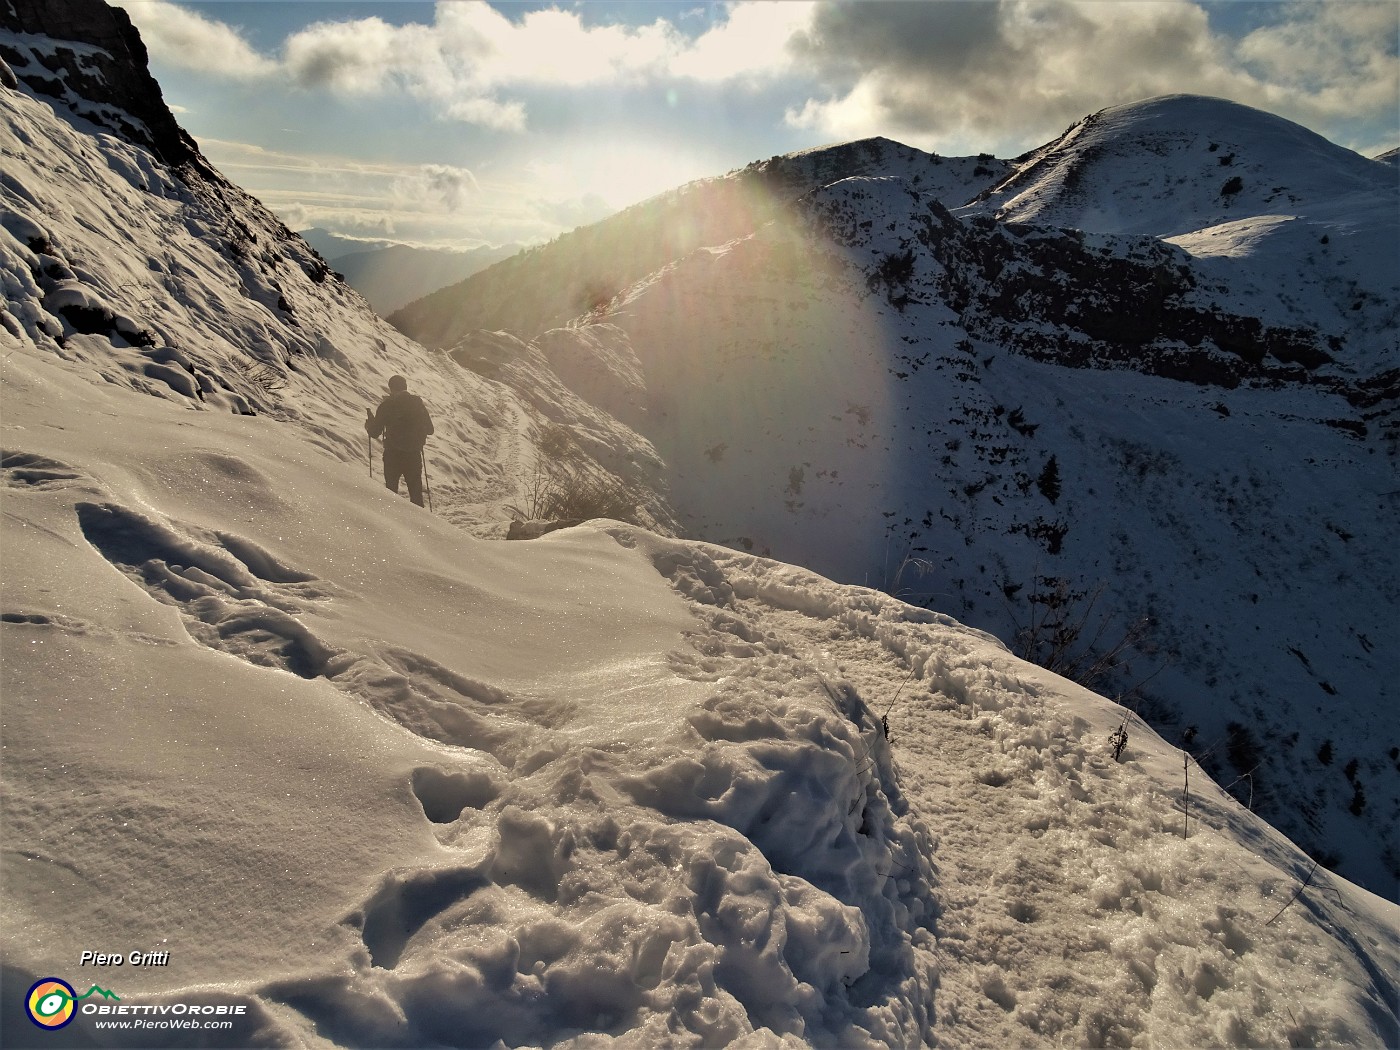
[365,375,434,506]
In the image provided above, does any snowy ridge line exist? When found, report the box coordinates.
[670,544,1399,1047]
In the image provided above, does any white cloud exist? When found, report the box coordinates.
[120,0,277,80]
[280,16,397,94]
[669,2,816,82]
[278,201,310,230]
[465,6,679,86]
[782,0,1399,156]
[1237,2,1400,120]
[395,164,480,212]
[134,0,1395,152]
[132,1,801,129]
[205,143,481,216]
[199,139,611,248]
[201,138,402,185]
[277,3,683,129]
[443,96,527,133]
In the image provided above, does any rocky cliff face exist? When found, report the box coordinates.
[2,0,210,172]
[812,187,1341,392]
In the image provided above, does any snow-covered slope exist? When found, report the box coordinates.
[0,19,670,539]
[397,99,1399,895]
[965,95,1399,374]
[968,95,1390,237]
[2,9,1399,1048]
[5,331,1398,1048]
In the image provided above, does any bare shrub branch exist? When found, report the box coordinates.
[1005,576,1159,699]
[508,458,641,525]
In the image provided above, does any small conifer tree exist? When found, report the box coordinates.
[1036,455,1061,504]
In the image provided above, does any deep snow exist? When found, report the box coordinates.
[3,337,1398,1048]
[2,17,1399,1050]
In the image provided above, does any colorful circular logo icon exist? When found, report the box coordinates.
[26,978,77,1029]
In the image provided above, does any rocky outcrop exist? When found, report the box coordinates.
[2,0,212,175]
[946,218,1336,388]
[803,182,1348,399]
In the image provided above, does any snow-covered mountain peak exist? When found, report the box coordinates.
[969,93,1394,238]
[956,94,1398,376]
[763,135,1011,212]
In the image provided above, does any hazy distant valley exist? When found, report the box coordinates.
[300,228,521,316]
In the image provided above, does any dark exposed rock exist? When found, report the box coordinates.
[3,0,214,177]
[802,188,1339,396]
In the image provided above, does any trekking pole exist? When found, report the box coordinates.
[365,408,373,478]
[422,447,433,513]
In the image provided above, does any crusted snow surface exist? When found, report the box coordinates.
[2,343,1397,1049]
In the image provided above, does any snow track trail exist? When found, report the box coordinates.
[693,546,1398,1049]
[282,527,945,1048]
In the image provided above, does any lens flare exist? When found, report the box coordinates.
[610,174,903,581]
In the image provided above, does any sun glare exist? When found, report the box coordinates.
[534,140,721,212]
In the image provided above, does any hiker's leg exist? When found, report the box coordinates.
[383,454,401,494]
[405,461,424,506]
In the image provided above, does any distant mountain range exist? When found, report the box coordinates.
[295,227,396,261]
[392,97,1399,893]
[297,228,522,316]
